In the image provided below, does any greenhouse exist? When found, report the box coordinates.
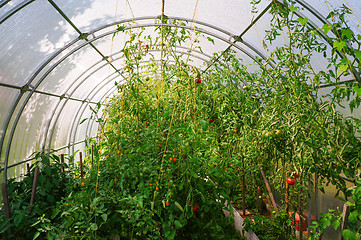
[0,0,361,239]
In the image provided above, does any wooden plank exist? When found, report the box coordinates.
[338,203,350,240]
[260,167,278,210]
[30,167,39,206]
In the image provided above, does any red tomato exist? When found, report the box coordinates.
[173,157,176,162]
[166,202,169,207]
[209,119,214,123]
[192,205,198,212]
[196,78,201,83]
[234,130,238,133]
[145,122,147,128]
[287,177,296,185]
[293,173,299,178]
[162,134,166,137]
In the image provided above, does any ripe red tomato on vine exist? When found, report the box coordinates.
[287,177,296,185]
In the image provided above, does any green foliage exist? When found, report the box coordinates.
[0,151,75,239]
[309,181,361,239]
[1,1,361,239]
[243,210,296,240]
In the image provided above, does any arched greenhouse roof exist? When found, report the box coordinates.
[1,0,361,181]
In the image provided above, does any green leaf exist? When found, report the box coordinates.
[117,25,126,32]
[322,24,333,35]
[90,223,98,231]
[79,118,88,125]
[14,214,22,227]
[354,86,361,96]
[355,51,361,59]
[333,40,347,52]
[101,213,108,222]
[174,220,183,229]
[199,120,209,131]
[207,37,214,44]
[332,219,341,230]
[298,18,308,26]
[174,201,184,212]
[342,229,357,240]
[341,29,354,39]
[168,229,176,239]
[33,232,40,240]
[123,48,129,59]
[337,64,348,74]
[348,211,358,225]
[289,6,298,12]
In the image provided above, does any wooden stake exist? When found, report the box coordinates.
[91,144,94,167]
[30,167,39,206]
[242,156,246,216]
[260,167,278,210]
[79,152,83,178]
[338,203,350,240]
[60,154,65,173]
[1,182,11,235]
[285,173,290,213]
[1,183,11,219]
[299,188,303,240]
[256,186,261,213]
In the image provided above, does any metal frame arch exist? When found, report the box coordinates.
[43,44,214,152]
[3,0,351,180]
[40,56,113,150]
[1,14,270,176]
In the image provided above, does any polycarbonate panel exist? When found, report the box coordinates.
[37,44,106,96]
[52,0,140,34]
[70,67,121,100]
[8,93,59,160]
[74,105,97,143]
[230,46,262,73]
[319,85,361,120]
[0,0,79,86]
[0,91,29,162]
[50,100,83,150]
[302,0,361,35]
[0,87,18,142]
[242,12,287,59]
[89,79,120,103]
[165,0,271,35]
